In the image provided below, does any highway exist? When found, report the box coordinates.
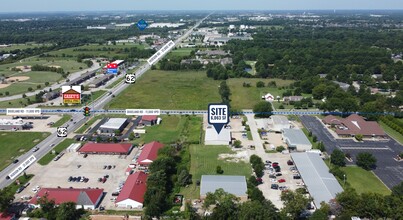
[0,14,210,189]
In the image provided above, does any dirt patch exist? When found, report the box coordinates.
[0,84,10,89]
[1,133,6,136]
[33,139,40,143]
[7,76,30,82]
[19,149,25,152]
[218,150,248,163]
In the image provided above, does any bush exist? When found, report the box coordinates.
[355,134,363,141]
[256,81,265,87]
[216,166,224,174]
[356,152,377,170]
[233,140,242,148]
[279,105,285,109]
[27,87,33,92]
[276,146,286,152]
[330,166,346,180]
[312,135,317,143]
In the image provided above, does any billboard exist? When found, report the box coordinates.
[106,63,118,74]
[62,86,81,104]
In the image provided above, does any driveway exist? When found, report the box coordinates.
[300,115,403,188]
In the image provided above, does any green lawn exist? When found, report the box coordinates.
[245,61,256,75]
[91,90,107,102]
[106,78,124,89]
[227,78,294,110]
[183,116,203,144]
[180,145,252,199]
[0,95,36,108]
[0,71,62,95]
[7,174,34,194]
[166,48,194,59]
[0,132,50,171]
[0,43,50,52]
[52,114,72,127]
[37,139,76,165]
[75,116,102,134]
[379,121,403,144]
[108,70,221,110]
[301,128,320,149]
[340,166,391,196]
[47,43,146,58]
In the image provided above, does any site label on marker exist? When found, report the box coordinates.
[208,104,230,134]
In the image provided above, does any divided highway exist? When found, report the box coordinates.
[0,15,211,189]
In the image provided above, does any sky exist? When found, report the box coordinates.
[1,0,403,12]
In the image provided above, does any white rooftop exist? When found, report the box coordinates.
[271,115,289,125]
[200,175,247,197]
[100,118,127,130]
[283,128,311,146]
[205,126,231,142]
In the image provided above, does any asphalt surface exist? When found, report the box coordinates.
[300,115,403,189]
[0,15,210,189]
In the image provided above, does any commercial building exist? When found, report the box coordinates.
[89,74,114,88]
[139,115,158,126]
[322,114,385,138]
[204,126,231,146]
[66,143,82,153]
[290,152,343,208]
[115,172,148,209]
[99,118,129,134]
[200,175,247,201]
[41,91,60,102]
[0,118,31,130]
[137,141,164,166]
[269,115,290,132]
[65,70,96,86]
[282,128,312,151]
[78,143,133,155]
[29,188,104,210]
[283,96,303,103]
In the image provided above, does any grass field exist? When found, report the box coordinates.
[106,78,124,89]
[52,114,72,127]
[180,145,252,199]
[379,121,403,144]
[302,127,320,149]
[7,174,34,194]
[37,139,76,166]
[0,132,50,171]
[340,166,391,196]
[228,78,294,110]
[47,43,146,58]
[108,70,221,110]
[91,90,107,102]
[0,94,36,108]
[0,43,50,52]
[166,48,194,59]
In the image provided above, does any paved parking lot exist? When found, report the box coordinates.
[257,153,303,209]
[0,115,61,133]
[300,115,403,188]
[22,147,141,209]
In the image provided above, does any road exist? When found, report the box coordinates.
[0,62,101,102]
[0,14,210,189]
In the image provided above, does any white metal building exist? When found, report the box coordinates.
[99,118,129,133]
[204,126,231,145]
[200,175,248,201]
[66,143,82,153]
[282,128,312,151]
[269,115,290,132]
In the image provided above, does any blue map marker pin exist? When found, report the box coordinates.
[136,19,148,31]
[208,104,230,134]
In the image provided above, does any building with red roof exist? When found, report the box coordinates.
[29,188,104,210]
[0,213,16,220]
[137,141,164,166]
[115,172,148,209]
[140,115,158,126]
[322,114,385,138]
[78,143,133,155]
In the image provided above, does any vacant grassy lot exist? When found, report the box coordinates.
[108,70,221,110]
[228,78,294,110]
[37,139,76,166]
[166,48,194,59]
[180,145,252,199]
[91,90,107,102]
[0,43,51,52]
[47,43,146,58]
[340,166,391,196]
[52,114,72,127]
[0,132,50,171]
[6,174,34,194]
[0,95,36,108]
[379,121,403,144]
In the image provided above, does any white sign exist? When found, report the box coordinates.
[7,108,42,116]
[125,73,136,84]
[8,155,36,180]
[126,109,161,116]
[147,40,175,65]
[208,104,229,124]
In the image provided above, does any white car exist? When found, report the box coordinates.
[32,188,38,193]
[270,179,278,183]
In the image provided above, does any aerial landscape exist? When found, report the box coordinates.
[0,0,402,220]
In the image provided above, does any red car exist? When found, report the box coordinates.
[272,163,279,168]
[278,179,286,183]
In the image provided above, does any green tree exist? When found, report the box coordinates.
[391,182,403,196]
[280,190,311,219]
[56,202,81,220]
[355,134,363,141]
[216,165,224,174]
[203,189,239,220]
[219,81,231,104]
[233,140,242,148]
[356,152,377,170]
[310,202,330,220]
[331,149,346,167]
[178,169,191,186]
[114,130,120,136]
[253,101,273,118]
[38,196,57,220]
[256,81,265,87]
[128,132,135,141]
[239,200,279,220]
[0,188,14,212]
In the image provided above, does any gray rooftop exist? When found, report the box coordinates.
[200,175,247,197]
[291,152,343,208]
[205,126,231,142]
[100,118,127,130]
[283,128,311,146]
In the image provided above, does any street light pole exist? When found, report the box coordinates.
[343,174,346,187]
